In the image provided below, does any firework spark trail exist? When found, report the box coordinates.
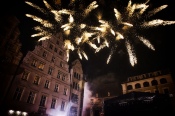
[25,0,175,66]
[25,1,46,14]
[126,40,137,66]
[95,0,175,66]
[138,36,155,50]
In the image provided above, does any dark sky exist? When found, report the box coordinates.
[3,0,175,95]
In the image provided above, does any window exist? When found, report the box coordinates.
[33,75,40,85]
[51,98,56,109]
[51,57,55,63]
[63,88,68,95]
[44,80,50,88]
[54,48,57,52]
[59,51,63,56]
[70,106,78,116]
[143,82,150,87]
[49,44,53,49]
[61,101,66,111]
[62,75,66,81]
[71,93,78,104]
[39,95,47,107]
[27,91,36,104]
[13,87,23,101]
[127,85,133,90]
[78,74,80,80]
[54,84,59,92]
[57,71,61,79]
[38,62,45,70]
[22,71,30,80]
[151,80,158,86]
[135,83,141,89]
[31,59,37,67]
[48,67,53,75]
[43,51,47,57]
[60,61,63,67]
[74,72,76,78]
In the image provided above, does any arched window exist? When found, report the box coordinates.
[135,83,141,89]
[143,82,149,87]
[151,80,158,86]
[127,85,133,90]
[160,78,167,84]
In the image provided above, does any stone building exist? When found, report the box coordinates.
[1,30,85,116]
[0,15,23,106]
[121,69,175,111]
[69,59,86,116]
[121,70,175,96]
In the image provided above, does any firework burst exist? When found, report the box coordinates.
[93,0,175,66]
[25,0,175,66]
[25,0,99,62]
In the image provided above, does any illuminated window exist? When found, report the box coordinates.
[33,75,40,85]
[22,71,30,80]
[13,87,23,101]
[39,95,47,107]
[27,91,36,104]
[61,101,66,111]
[44,80,50,88]
[51,98,56,109]
[54,84,59,92]
[31,59,37,67]
[38,62,45,70]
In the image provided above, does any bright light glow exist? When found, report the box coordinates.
[8,110,14,114]
[82,82,93,116]
[22,112,28,116]
[16,111,21,115]
[25,0,175,66]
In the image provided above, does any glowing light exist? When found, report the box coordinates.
[25,0,175,66]
[8,110,14,115]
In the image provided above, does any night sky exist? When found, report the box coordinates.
[3,0,175,96]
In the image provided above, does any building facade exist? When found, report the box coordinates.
[69,59,86,116]
[2,31,85,116]
[121,70,175,95]
[121,69,175,110]
[0,15,23,106]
